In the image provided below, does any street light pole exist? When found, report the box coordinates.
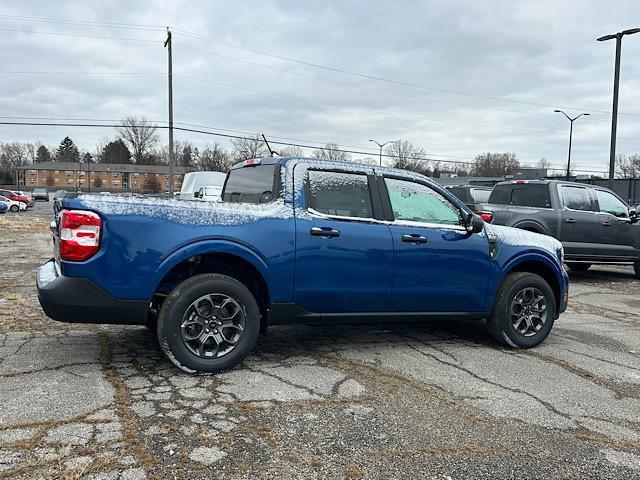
[597,28,640,182]
[554,110,589,180]
[369,139,391,166]
[164,27,174,195]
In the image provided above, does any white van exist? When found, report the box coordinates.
[179,172,227,201]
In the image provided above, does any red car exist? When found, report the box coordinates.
[0,189,31,208]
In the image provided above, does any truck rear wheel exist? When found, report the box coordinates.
[156,273,260,374]
[487,272,556,348]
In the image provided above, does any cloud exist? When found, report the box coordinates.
[0,0,638,173]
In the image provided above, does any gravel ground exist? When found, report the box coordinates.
[1,201,639,479]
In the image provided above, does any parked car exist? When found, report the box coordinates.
[32,188,49,201]
[14,191,34,207]
[481,179,640,275]
[443,185,493,220]
[0,202,7,214]
[0,189,31,208]
[194,185,223,202]
[37,157,568,374]
[0,195,26,212]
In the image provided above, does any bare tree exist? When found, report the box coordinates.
[471,152,520,177]
[537,157,551,170]
[616,154,640,179]
[199,143,232,172]
[279,146,305,157]
[117,117,159,165]
[312,143,351,161]
[231,135,268,161]
[384,140,431,175]
[142,174,161,193]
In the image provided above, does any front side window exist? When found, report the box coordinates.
[385,178,462,225]
[561,186,592,211]
[307,170,373,218]
[596,190,628,218]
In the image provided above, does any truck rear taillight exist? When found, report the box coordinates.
[475,210,494,223]
[60,210,101,261]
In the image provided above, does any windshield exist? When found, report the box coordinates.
[222,165,279,204]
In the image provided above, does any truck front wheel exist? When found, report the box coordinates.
[157,273,260,374]
[487,272,556,348]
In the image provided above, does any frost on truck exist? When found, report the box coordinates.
[36,157,569,374]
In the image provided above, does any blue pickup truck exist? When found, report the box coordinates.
[37,157,568,373]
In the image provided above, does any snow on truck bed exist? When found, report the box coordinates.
[75,195,291,226]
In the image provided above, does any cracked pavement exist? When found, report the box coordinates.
[1,203,640,479]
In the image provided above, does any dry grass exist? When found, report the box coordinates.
[0,215,50,235]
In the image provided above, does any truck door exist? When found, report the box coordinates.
[557,184,603,260]
[293,166,393,313]
[593,188,638,260]
[380,175,491,313]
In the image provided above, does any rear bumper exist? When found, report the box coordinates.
[36,260,149,325]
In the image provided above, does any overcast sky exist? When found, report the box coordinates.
[0,0,639,173]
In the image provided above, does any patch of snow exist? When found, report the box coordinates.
[75,194,292,226]
[37,261,58,286]
[485,223,563,259]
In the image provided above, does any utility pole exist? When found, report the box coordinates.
[554,110,589,180]
[164,27,174,195]
[597,28,640,183]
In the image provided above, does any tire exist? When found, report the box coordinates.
[156,273,261,374]
[9,205,18,212]
[487,272,556,348]
[566,262,591,272]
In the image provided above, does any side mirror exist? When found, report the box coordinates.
[466,213,485,233]
[193,191,200,198]
[630,207,639,223]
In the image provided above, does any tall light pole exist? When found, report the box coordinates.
[597,27,640,181]
[164,27,174,194]
[554,110,589,180]
[369,139,391,166]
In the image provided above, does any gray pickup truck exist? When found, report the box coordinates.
[483,179,640,275]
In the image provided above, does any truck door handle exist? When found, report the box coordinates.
[565,218,576,224]
[402,234,428,244]
[601,221,612,226]
[310,226,340,238]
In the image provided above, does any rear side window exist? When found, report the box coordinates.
[307,170,373,218]
[222,165,278,203]
[489,184,551,208]
[561,186,592,211]
[470,188,491,203]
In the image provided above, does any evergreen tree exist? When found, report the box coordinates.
[55,136,80,162]
[100,139,131,164]
[36,145,52,163]
[82,152,93,163]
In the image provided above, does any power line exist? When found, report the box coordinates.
[3,13,637,117]
[0,27,158,43]
[0,120,610,173]
[0,14,164,31]
[172,27,640,117]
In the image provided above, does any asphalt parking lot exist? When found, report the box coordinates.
[1,201,640,479]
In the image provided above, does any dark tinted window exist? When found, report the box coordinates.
[561,186,592,211]
[308,170,373,218]
[222,165,278,203]
[446,187,472,203]
[470,188,491,203]
[489,184,551,208]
